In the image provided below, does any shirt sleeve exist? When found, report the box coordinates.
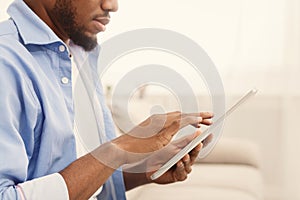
[17,173,69,200]
[0,54,68,199]
[0,54,33,199]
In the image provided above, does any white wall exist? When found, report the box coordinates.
[101,0,300,96]
[0,0,11,20]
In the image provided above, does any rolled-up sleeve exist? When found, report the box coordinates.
[18,173,69,200]
[0,174,69,200]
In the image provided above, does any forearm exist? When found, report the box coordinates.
[59,143,125,200]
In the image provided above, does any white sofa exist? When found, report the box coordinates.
[125,138,264,200]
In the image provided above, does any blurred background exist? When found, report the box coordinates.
[1,0,299,199]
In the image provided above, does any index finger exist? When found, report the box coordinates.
[199,112,214,119]
[181,112,213,128]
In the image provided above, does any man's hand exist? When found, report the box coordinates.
[112,111,213,164]
[148,141,203,184]
[122,135,212,191]
[122,112,214,191]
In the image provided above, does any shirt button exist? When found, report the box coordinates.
[61,77,69,84]
[59,45,66,52]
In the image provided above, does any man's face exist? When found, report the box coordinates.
[49,0,118,51]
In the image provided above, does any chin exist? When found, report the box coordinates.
[71,32,98,51]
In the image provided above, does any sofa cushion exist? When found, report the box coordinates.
[126,164,263,200]
[198,138,261,168]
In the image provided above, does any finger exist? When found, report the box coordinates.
[182,113,203,125]
[181,113,202,118]
[160,112,181,128]
[158,112,202,145]
[199,119,213,126]
[182,154,192,173]
[165,112,207,129]
[189,143,203,165]
[151,112,213,130]
[181,112,212,127]
[202,134,214,148]
[179,116,203,129]
[200,112,214,119]
[192,119,212,128]
[182,112,213,118]
[173,161,188,181]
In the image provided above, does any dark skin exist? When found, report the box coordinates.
[23,0,214,199]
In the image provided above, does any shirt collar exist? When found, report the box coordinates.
[7,0,62,45]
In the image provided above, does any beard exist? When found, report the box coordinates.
[52,0,98,51]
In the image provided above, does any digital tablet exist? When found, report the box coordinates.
[150,88,258,180]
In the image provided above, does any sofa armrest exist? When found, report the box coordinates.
[196,138,261,169]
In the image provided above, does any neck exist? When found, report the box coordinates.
[23,0,69,43]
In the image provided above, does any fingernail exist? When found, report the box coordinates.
[198,117,202,121]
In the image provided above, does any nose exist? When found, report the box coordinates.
[101,0,118,12]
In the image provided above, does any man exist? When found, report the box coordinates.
[0,0,213,199]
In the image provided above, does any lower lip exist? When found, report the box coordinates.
[93,20,106,33]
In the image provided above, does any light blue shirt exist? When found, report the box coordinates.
[0,0,126,199]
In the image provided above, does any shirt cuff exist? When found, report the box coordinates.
[17,173,69,200]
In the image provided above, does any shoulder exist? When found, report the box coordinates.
[0,19,34,72]
[0,20,36,93]
[0,19,27,54]
[0,19,17,35]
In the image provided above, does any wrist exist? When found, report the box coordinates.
[90,142,127,169]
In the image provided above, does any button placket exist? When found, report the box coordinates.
[59,45,66,52]
[57,43,71,86]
